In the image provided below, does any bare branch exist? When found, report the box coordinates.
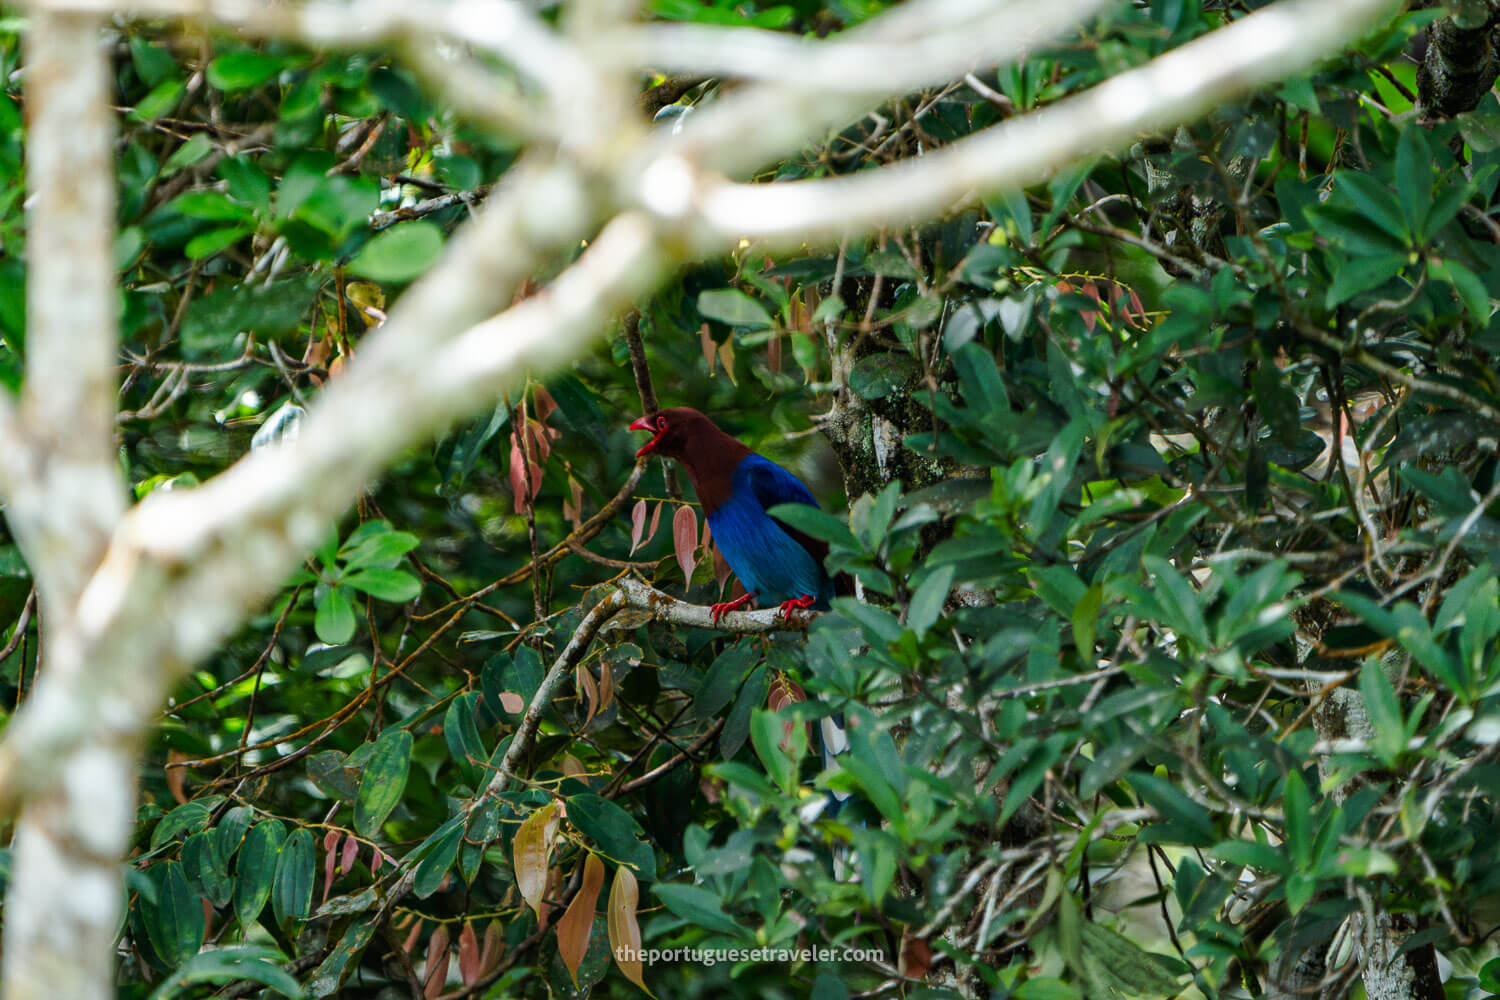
[672,0,1403,248]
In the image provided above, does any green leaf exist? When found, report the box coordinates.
[170,190,255,222]
[1359,659,1405,766]
[694,642,756,719]
[234,820,285,930]
[354,728,413,837]
[1079,921,1183,998]
[1127,772,1217,845]
[1027,421,1084,534]
[182,831,234,908]
[1141,555,1210,649]
[218,156,272,211]
[566,793,657,880]
[1284,871,1315,915]
[132,78,185,122]
[341,530,420,571]
[652,882,751,938]
[720,664,770,760]
[1209,838,1290,874]
[697,288,773,328]
[1282,770,1312,868]
[152,801,213,851]
[185,227,253,260]
[272,828,316,929]
[149,945,302,1000]
[749,708,797,793]
[1326,253,1406,308]
[443,692,486,788]
[305,918,377,998]
[350,221,445,282]
[163,132,213,174]
[906,565,954,639]
[315,586,357,645]
[1395,125,1434,240]
[412,816,464,897]
[344,568,421,603]
[143,861,205,968]
[1430,258,1491,323]
[207,51,282,91]
[1331,172,1409,243]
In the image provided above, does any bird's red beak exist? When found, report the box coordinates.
[630,415,663,458]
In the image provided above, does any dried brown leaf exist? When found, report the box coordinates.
[700,322,715,373]
[558,854,605,987]
[513,801,559,922]
[608,864,652,996]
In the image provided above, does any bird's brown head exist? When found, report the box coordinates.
[628,407,719,461]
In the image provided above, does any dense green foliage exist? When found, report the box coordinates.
[6,1,1500,998]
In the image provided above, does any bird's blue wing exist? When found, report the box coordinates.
[742,453,819,512]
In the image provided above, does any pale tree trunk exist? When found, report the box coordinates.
[2,11,130,1000]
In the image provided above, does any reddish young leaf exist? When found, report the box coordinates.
[509,432,528,515]
[532,384,558,423]
[629,500,647,555]
[647,502,663,549]
[672,505,698,582]
[499,691,525,713]
[561,755,586,777]
[528,418,551,467]
[608,865,650,996]
[558,854,606,987]
[458,920,480,987]
[767,330,782,372]
[322,830,342,904]
[700,517,712,551]
[513,802,560,922]
[1080,281,1103,332]
[1126,288,1148,328]
[422,926,450,999]
[371,847,387,874]
[340,833,359,875]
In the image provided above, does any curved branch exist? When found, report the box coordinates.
[669,0,1403,248]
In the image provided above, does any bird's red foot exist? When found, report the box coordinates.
[778,595,817,620]
[710,591,758,624]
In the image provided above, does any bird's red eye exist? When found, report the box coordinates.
[655,416,668,431]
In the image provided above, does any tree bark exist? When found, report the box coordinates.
[1417,0,1500,121]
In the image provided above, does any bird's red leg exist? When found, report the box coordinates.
[710,591,757,624]
[777,594,817,620]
